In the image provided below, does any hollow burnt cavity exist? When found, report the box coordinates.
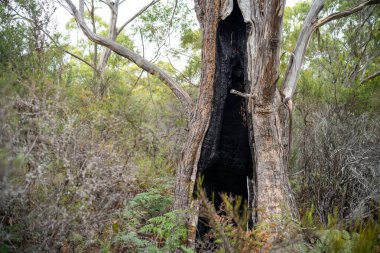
[197,2,252,238]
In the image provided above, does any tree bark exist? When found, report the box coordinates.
[95,0,118,97]
[173,0,297,245]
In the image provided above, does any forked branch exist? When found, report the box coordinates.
[63,0,193,114]
[97,0,159,75]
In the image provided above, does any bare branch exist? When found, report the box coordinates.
[361,69,380,84]
[281,0,379,101]
[96,0,119,75]
[43,30,98,72]
[79,0,84,16]
[167,0,178,34]
[99,0,113,9]
[314,0,380,29]
[230,89,254,99]
[166,56,197,87]
[84,0,91,14]
[63,0,193,114]
[90,0,98,70]
[64,49,99,71]
[97,0,157,77]
[281,0,324,100]
[117,0,159,35]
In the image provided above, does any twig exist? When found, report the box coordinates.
[230,89,254,99]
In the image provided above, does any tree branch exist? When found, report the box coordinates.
[96,0,119,75]
[117,0,159,35]
[97,0,158,78]
[64,49,99,71]
[314,0,380,29]
[63,0,193,114]
[281,0,379,101]
[9,2,98,72]
[43,30,98,72]
[361,69,380,84]
[281,0,324,101]
[230,89,254,99]
[99,0,113,9]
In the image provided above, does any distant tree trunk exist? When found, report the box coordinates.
[94,0,118,97]
[173,0,296,245]
[90,0,98,71]
[91,0,159,97]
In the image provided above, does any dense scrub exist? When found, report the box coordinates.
[0,52,188,251]
[0,6,188,250]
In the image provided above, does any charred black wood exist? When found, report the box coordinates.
[196,1,253,241]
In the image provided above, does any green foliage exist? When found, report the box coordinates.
[282,0,380,113]
[351,222,380,253]
[298,205,380,253]
[123,190,172,228]
[131,0,201,88]
[313,229,353,253]
[282,0,311,51]
[301,204,316,228]
[114,190,193,253]
[287,1,380,238]
[307,222,380,253]
[134,0,196,46]
[139,211,189,251]
[181,28,202,50]
[114,231,158,252]
[0,245,10,253]
[0,2,187,248]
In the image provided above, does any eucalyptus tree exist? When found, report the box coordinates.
[63,0,379,247]
[284,0,380,226]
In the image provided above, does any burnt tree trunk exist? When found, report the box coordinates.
[173,0,296,245]
[64,0,379,248]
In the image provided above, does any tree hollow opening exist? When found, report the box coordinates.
[197,2,252,237]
